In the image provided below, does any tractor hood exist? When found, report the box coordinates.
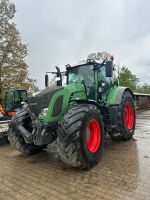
[28,86,63,116]
[28,83,86,123]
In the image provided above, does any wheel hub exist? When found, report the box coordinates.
[124,102,134,129]
[86,119,101,153]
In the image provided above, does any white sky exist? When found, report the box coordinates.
[11,0,150,89]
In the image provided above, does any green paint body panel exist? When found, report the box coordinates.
[106,86,130,105]
[42,84,132,123]
[44,84,86,123]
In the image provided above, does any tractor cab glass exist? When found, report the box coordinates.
[20,90,28,102]
[97,61,113,86]
[96,61,113,102]
[5,90,28,112]
[67,64,96,99]
[5,92,14,112]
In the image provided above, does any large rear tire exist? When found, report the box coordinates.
[109,91,135,141]
[57,104,104,169]
[8,122,46,155]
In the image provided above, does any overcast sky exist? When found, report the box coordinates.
[11,0,150,89]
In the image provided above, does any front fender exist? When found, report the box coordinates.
[106,86,135,105]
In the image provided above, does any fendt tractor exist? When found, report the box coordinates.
[8,52,135,169]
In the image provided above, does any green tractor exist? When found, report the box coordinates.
[8,53,135,169]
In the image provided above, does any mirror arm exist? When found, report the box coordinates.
[45,66,63,87]
[55,66,62,86]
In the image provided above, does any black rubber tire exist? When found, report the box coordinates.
[57,104,104,169]
[109,91,135,141]
[8,122,46,155]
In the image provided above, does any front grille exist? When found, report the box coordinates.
[28,86,63,116]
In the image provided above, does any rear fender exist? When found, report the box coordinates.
[106,86,135,105]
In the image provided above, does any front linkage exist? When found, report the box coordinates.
[8,103,56,154]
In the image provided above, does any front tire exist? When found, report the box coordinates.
[109,91,135,141]
[57,104,104,169]
[8,122,46,155]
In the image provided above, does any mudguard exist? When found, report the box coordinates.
[106,86,135,105]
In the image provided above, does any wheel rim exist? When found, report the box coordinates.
[124,102,134,129]
[86,119,101,153]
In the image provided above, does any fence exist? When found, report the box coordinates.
[134,93,150,110]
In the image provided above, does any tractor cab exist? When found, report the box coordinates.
[66,52,114,102]
[4,89,28,117]
[45,52,114,103]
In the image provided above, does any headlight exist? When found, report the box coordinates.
[38,108,48,118]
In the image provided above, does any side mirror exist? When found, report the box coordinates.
[106,61,113,77]
[55,66,62,86]
[45,74,49,87]
[55,77,61,86]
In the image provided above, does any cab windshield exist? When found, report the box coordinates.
[67,64,94,85]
